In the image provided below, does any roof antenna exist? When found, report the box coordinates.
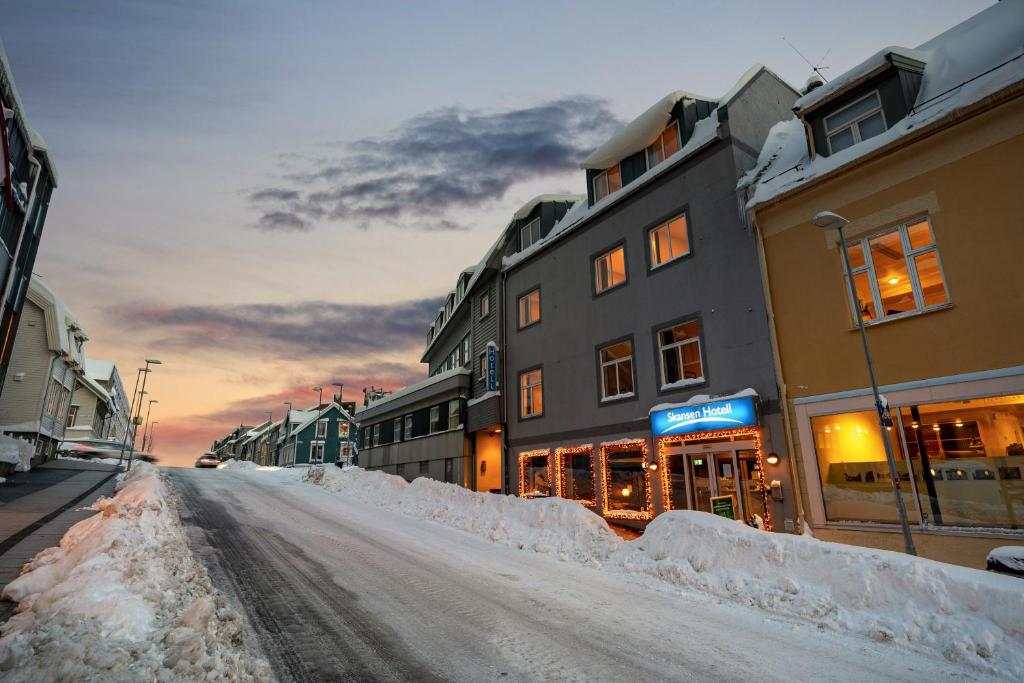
[782,36,830,83]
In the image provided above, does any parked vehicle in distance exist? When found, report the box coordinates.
[57,438,128,460]
[195,453,222,468]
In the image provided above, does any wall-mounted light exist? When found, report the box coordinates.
[765,453,779,465]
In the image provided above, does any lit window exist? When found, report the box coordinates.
[649,213,690,268]
[824,91,886,155]
[520,368,543,418]
[479,291,490,319]
[519,451,550,495]
[518,289,540,328]
[646,122,681,168]
[594,245,627,293]
[66,405,79,428]
[658,319,704,389]
[338,421,349,438]
[843,218,948,324]
[604,449,649,514]
[520,218,541,250]
[557,447,595,505]
[599,341,634,401]
[315,419,328,438]
[592,164,622,203]
[448,399,460,430]
[430,405,441,433]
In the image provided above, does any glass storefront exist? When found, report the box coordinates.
[664,443,766,524]
[603,449,649,514]
[557,447,595,505]
[519,452,551,496]
[811,393,1024,529]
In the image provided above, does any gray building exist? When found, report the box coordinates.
[501,65,801,531]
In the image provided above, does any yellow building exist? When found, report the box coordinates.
[744,1,1024,568]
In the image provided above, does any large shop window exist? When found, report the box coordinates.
[556,446,596,505]
[658,319,704,389]
[601,442,651,519]
[844,218,948,324]
[519,451,551,496]
[599,340,634,401]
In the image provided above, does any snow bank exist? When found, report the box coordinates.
[0,462,271,682]
[306,467,621,563]
[611,511,1024,679]
[0,435,33,472]
[216,458,261,470]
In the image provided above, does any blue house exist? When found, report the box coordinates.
[279,402,358,466]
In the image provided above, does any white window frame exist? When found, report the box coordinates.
[393,416,403,442]
[594,246,626,294]
[430,405,441,433]
[658,321,704,387]
[315,419,328,439]
[648,212,690,269]
[479,291,490,319]
[404,414,413,437]
[461,333,471,367]
[520,218,541,250]
[338,421,349,438]
[599,341,635,401]
[520,368,543,418]
[646,121,681,169]
[592,164,621,203]
[824,91,887,155]
[843,217,949,326]
[372,423,380,446]
[518,289,540,329]
[448,399,460,430]
[309,441,325,464]
[66,404,79,428]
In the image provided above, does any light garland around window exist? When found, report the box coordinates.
[599,439,653,521]
[554,444,597,507]
[517,449,552,496]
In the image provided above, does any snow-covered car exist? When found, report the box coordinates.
[195,453,222,468]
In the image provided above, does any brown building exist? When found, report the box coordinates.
[744,2,1024,567]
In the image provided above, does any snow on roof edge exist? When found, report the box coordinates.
[361,367,470,414]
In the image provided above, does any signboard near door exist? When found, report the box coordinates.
[711,494,736,519]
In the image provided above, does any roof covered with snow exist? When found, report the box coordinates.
[793,47,930,114]
[743,1,1024,209]
[358,367,470,419]
[84,358,115,382]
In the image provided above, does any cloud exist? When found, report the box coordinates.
[110,297,443,358]
[249,95,622,231]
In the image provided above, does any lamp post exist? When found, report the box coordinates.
[311,386,323,465]
[140,399,158,455]
[126,359,161,471]
[812,210,916,555]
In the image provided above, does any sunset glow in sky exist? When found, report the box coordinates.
[3,0,988,466]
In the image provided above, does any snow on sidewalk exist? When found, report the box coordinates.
[0,462,271,682]
[240,463,1024,680]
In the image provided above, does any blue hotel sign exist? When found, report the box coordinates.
[650,396,759,437]
[486,344,498,392]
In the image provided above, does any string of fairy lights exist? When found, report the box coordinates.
[598,439,653,521]
[553,444,597,507]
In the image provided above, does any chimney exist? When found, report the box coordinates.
[803,74,824,95]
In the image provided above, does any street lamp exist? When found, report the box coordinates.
[313,385,323,407]
[812,210,916,555]
[120,359,161,469]
[283,401,294,466]
[140,399,158,455]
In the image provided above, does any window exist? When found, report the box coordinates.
[338,421,349,438]
[341,442,351,458]
[599,340,634,401]
[363,429,371,449]
[520,218,541,250]
[658,319,704,389]
[520,451,551,495]
[557,447,595,505]
[419,460,429,475]
[649,213,690,269]
[594,245,627,293]
[646,122,681,168]
[479,353,488,380]
[45,379,62,415]
[519,368,543,418]
[309,442,324,464]
[404,414,413,438]
[448,399,460,430]
[843,218,948,324]
[66,405,79,428]
[315,419,328,438]
[593,164,622,203]
[461,334,471,367]
[430,405,441,433]
[372,423,380,446]
[479,291,490,319]
[518,289,540,328]
[824,91,886,154]
[603,449,650,514]
[393,417,403,442]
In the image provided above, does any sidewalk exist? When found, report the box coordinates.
[0,459,120,615]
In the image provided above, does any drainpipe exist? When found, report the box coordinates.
[752,212,807,533]
[500,268,511,495]
[0,156,41,323]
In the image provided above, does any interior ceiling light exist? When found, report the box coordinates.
[888,277,900,285]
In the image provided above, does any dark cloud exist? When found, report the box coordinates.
[249,95,622,231]
[255,211,310,232]
[111,297,443,358]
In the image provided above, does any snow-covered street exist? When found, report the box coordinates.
[169,465,1020,682]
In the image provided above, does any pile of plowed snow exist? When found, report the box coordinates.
[305,466,620,563]
[248,465,1024,679]
[0,463,271,682]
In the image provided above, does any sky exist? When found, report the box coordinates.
[2,0,991,466]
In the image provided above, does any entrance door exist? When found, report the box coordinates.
[671,442,762,521]
[688,455,713,513]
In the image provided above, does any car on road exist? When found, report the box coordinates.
[195,453,222,468]
[57,438,129,461]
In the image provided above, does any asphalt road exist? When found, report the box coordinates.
[168,468,982,683]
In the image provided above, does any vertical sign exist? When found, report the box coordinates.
[486,342,497,392]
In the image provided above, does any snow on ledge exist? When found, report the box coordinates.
[467,390,500,407]
[649,388,758,414]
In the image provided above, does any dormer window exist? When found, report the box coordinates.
[592,164,621,203]
[646,122,681,169]
[825,91,887,155]
[520,218,541,250]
